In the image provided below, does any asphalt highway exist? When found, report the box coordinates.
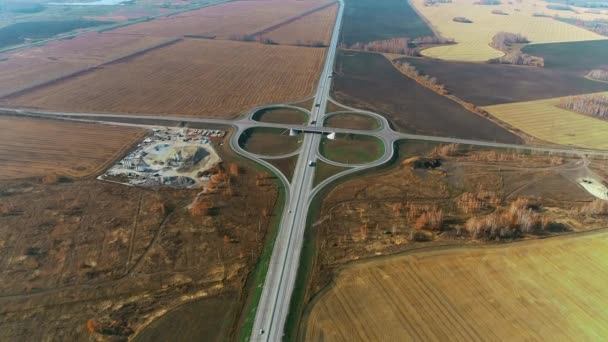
[4,106,608,159]
[247,1,345,340]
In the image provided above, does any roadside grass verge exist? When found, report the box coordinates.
[313,160,350,187]
[319,133,384,164]
[324,112,380,131]
[239,127,302,156]
[265,155,299,183]
[236,164,287,342]
[252,107,309,125]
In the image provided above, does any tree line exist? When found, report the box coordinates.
[340,36,454,56]
[488,32,544,66]
[587,69,608,82]
[558,94,608,120]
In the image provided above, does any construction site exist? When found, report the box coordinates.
[99,127,225,188]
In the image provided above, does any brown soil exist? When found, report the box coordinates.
[4,39,325,119]
[332,50,522,143]
[0,115,146,181]
[401,56,608,106]
[324,112,379,131]
[298,142,607,338]
[0,140,279,341]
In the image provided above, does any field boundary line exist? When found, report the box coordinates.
[406,0,444,41]
[90,128,149,180]
[0,38,182,100]
[0,111,148,181]
[584,75,608,84]
[249,0,338,38]
[378,51,545,146]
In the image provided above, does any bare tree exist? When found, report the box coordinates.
[559,94,608,120]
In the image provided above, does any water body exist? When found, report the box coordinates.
[48,0,129,6]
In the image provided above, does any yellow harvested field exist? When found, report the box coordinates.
[412,0,605,61]
[483,92,608,150]
[0,116,145,180]
[4,39,325,119]
[261,4,338,45]
[305,231,608,341]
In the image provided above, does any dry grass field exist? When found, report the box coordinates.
[412,0,605,61]
[0,140,279,340]
[0,116,146,180]
[112,0,333,39]
[305,231,608,341]
[483,92,608,150]
[0,32,168,97]
[4,39,325,118]
[260,3,338,45]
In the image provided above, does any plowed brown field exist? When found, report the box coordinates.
[0,116,145,180]
[112,0,333,39]
[0,32,168,97]
[260,3,338,45]
[5,39,325,118]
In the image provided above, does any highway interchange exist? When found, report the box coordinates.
[2,0,608,339]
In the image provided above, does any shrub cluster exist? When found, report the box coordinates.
[394,60,449,94]
[488,32,543,66]
[457,191,501,214]
[587,69,608,82]
[465,198,548,239]
[341,36,454,56]
[491,9,509,15]
[424,0,452,6]
[453,17,473,23]
[556,18,608,36]
[578,199,608,215]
